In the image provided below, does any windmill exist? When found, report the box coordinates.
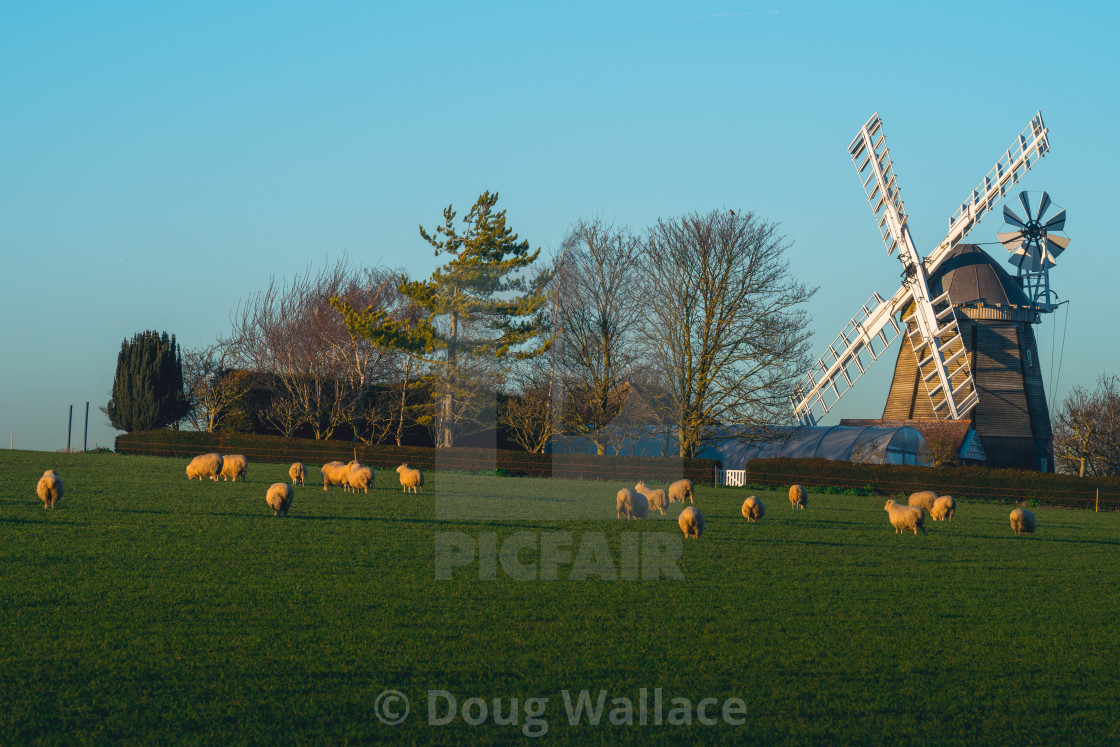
[790,112,1063,470]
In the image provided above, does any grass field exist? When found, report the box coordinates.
[2,449,1119,745]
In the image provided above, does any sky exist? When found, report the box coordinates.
[2,1,1117,452]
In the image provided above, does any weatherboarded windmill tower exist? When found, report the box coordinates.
[790,113,1067,471]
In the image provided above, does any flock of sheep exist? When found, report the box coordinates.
[31,458,1039,537]
[614,478,1038,539]
[177,453,425,516]
[616,479,706,537]
[880,488,1034,536]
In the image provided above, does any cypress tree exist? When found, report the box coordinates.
[105,330,189,432]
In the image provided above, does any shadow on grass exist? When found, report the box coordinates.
[1004,535,1120,547]
[925,530,1120,547]
[0,515,86,525]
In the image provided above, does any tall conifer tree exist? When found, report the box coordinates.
[337,191,549,447]
[105,330,189,432]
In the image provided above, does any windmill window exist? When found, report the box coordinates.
[1026,349,1033,367]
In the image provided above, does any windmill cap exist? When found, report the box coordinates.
[929,244,1032,313]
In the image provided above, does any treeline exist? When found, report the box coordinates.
[108,193,817,458]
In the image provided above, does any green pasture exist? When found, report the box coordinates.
[1,449,1118,745]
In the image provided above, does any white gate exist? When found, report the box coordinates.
[717,469,747,487]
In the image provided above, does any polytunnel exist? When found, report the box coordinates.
[699,425,928,469]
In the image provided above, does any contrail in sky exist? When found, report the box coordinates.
[691,10,779,18]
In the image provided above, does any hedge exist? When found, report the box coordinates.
[115,430,721,484]
[740,458,1120,511]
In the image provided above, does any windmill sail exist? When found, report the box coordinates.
[848,114,975,420]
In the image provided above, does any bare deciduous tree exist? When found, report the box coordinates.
[499,356,555,454]
[1053,374,1120,476]
[356,354,431,446]
[182,344,251,433]
[225,256,405,440]
[917,421,963,468]
[641,210,816,458]
[554,218,645,455]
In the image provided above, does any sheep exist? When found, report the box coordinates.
[220,454,248,482]
[36,470,64,510]
[635,481,668,515]
[884,499,926,535]
[321,461,351,491]
[348,465,375,494]
[1010,508,1037,536]
[265,482,294,516]
[931,495,956,522]
[397,463,424,494]
[907,490,938,512]
[340,460,364,492]
[289,462,306,486]
[668,479,694,504]
[788,484,808,510]
[741,495,765,522]
[186,453,224,482]
[616,488,649,520]
[678,506,705,538]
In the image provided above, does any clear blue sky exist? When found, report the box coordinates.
[2,1,1117,451]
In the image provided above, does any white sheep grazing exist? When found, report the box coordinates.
[348,466,374,494]
[341,460,362,492]
[186,453,224,482]
[741,495,765,522]
[265,482,294,516]
[220,454,248,482]
[789,484,808,510]
[321,461,351,491]
[668,479,694,504]
[289,462,306,486]
[396,464,424,494]
[635,481,668,515]
[678,506,704,538]
[908,490,938,512]
[36,470,64,510]
[1010,508,1037,536]
[884,500,926,535]
[616,488,649,520]
[931,495,956,522]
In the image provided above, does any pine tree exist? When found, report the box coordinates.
[336,191,550,447]
[104,331,190,432]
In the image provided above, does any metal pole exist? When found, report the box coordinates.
[83,402,89,452]
[67,405,73,452]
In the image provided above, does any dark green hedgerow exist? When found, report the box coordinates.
[742,457,1120,510]
[115,430,720,484]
